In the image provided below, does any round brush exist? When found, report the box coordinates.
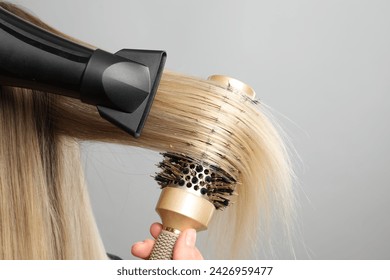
[149,75,255,260]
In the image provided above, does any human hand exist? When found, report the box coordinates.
[131,223,204,260]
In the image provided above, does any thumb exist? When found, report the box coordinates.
[172,229,204,260]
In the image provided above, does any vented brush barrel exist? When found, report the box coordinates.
[149,187,215,260]
[150,152,237,260]
[149,74,254,260]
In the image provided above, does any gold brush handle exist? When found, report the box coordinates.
[150,186,215,260]
[149,229,179,260]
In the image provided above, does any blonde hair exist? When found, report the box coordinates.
[0,2,294,259]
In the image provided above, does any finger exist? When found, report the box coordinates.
[150,222,163,239]
[173,229,204,260]
[131,239,155,259]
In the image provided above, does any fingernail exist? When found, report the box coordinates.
[185,229,196,247]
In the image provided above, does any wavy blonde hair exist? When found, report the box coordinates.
[0,2,294,259]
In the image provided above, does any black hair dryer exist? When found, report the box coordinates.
[0,6,166,137]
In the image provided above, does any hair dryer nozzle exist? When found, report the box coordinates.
[96,49,166,137]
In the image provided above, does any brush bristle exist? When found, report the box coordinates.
[154,152,237,209]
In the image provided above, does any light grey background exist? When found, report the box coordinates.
[11,0,390,259]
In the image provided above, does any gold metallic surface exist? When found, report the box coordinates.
[163,226,181,235]
[155,187,215,232]
[208,75,256,99]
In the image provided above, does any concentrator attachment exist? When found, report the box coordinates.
[0,6,166,137]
